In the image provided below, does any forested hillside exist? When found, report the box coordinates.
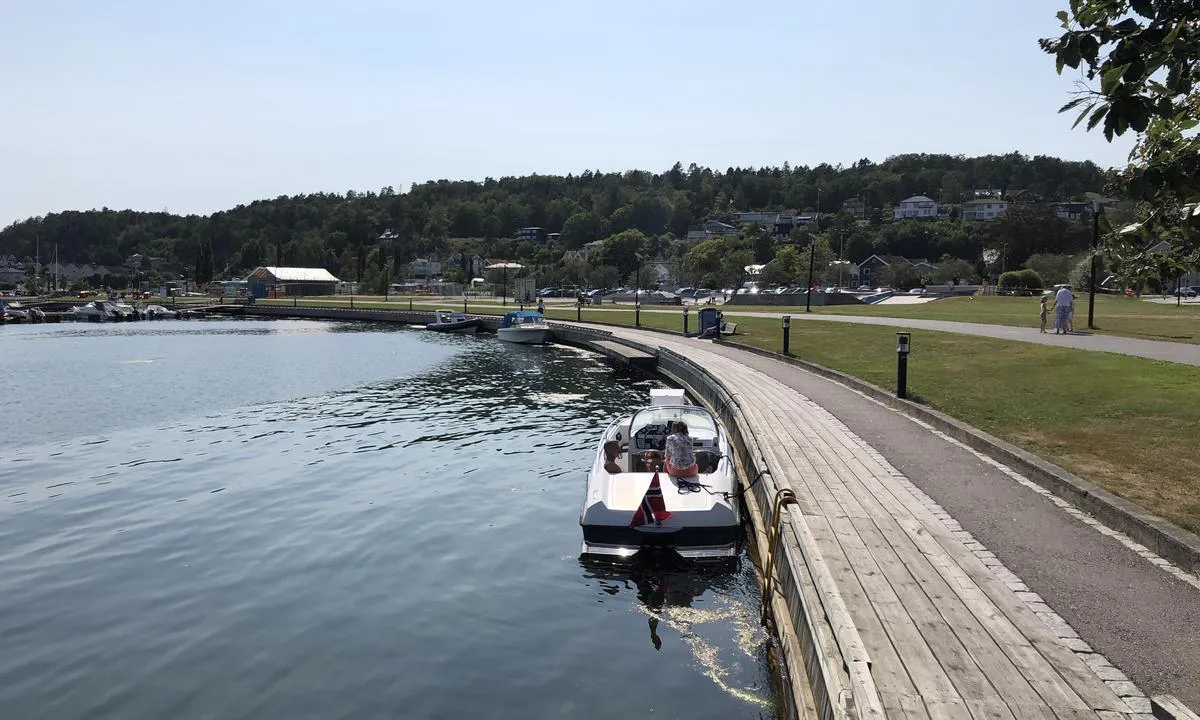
[0,152,1107,290]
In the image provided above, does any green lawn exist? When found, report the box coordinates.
[274,294,1200,344]
[732,294,1200,344]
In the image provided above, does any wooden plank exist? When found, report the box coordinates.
[806,515,928,716]
[734,365,1124,718]
[851,516,1020,720]
[1153,695,1200,720]
[858,475,1128,714]
[820,453,1101,719]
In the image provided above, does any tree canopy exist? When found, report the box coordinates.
[0,153,1107,288]
[1041,0,1199,283]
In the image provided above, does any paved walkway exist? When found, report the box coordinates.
[411,299,1200,366]
[596,324,1200,716]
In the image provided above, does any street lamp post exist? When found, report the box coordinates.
[1089,200,1102,329]
[805,241,816,313]
[635,254,644,327]
[1084,192,1113,330]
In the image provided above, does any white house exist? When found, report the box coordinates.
[961,199,1009,221]
[408,258,441,278]
[893,196,938,220]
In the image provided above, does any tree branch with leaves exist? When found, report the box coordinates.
[1041,1,1199,251]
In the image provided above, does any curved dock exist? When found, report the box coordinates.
[580,324,1142,720]
[209,304,1197,720]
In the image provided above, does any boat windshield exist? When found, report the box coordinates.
[627,406,718,452]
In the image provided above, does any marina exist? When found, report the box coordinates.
[5,304,1197,719]
[195,303,1179,719]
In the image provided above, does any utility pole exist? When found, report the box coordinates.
[805,242,816,313]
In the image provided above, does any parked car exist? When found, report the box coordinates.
[1176,287,1197,297]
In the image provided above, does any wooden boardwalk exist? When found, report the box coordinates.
[604,328,1138,720]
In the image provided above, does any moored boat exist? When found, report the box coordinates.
[580,388,740,560]
[425,309,480,334]
[497,310,551,344]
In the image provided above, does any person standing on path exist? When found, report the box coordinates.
[1052,284,1074,334]
[1039,294,1049,333]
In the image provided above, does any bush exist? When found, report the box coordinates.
[1025,254,1078,285]
[998,269,1043,290]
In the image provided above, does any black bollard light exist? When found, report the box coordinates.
[350,294,354,309]
[576,298,582,322]
[683,305,689,335]
[463,294,468,313]
[715,311,723,341]
[782,315,791,355]
[896,332,911,399]
[409,299,413,311]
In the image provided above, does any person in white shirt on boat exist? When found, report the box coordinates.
[663,421,699,478]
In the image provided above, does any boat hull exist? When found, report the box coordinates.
[581,524,741,559]
[497,326,551,344]
[425,319,479,334]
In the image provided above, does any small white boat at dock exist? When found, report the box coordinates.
[580,388,740,559]
[425,310,480,334]
[497,310,551,344]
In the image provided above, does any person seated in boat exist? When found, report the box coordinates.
[663,421,699,478]
[603,440,623,474]
[635,449,662,473]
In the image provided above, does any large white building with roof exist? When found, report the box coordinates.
[893,195,938,220]
[246,267,340,297]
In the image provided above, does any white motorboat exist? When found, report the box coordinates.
[497,310,551,344]
[144,304,181,320]
[425,309,480,334]
[580,388,741,559]
[67,302,111,323]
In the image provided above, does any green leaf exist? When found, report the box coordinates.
[1129,0,1153,19]
[1122,59,1146,84]
[1059,96,1089,113]
[1056,9,1069,26]
[1072,103,1095,129]
[1087,104,1108,131]
[1164,21,1182,45]
[1062,38,1082,70]
[1126,100,1150,133]
[1078,34,1100,65]
[1101,64,1128,94]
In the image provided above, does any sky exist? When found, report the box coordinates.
[0,0,1137,226]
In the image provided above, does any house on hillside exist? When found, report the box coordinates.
[704,220,738,235]
[516,227,549,243]
[841,197,867,217]
[893,196,938,220]
[246,267,340,297]
[1051,202,1089,222]
[962,199,1009,221]
[1004,188,1041,204]
[685,220,740,243]
[409,258,442,278]
[857,255,935,285]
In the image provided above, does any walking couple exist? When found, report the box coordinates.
[1041,284,1074,334]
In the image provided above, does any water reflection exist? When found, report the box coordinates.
[580,555,778,714]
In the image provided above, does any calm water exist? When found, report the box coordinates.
[0,320,778,720]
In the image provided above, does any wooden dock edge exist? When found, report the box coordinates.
[655,346,886,720]
[1154,695,1200,720]
[722,340,1200,581]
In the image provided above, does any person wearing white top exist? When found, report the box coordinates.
[663,421,699,478]
[1053,285,1074,334]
